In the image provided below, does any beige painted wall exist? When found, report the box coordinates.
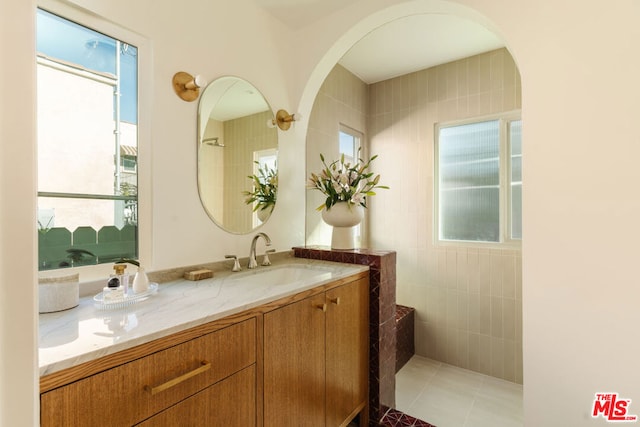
[1,0,38,423]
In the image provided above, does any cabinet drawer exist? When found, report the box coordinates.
[41,318,256,427]
[136,365,256,427]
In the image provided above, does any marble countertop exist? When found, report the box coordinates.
[39,258,368,377]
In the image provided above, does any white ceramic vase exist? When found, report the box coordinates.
[321,202,364,250]
[132,267,150,293]
[256,205,274,223]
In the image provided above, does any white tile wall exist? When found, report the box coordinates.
[369,49,522,383]
[306,49,522,383]
[223,110,277,231]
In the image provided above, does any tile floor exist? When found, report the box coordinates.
[395,356,523,427]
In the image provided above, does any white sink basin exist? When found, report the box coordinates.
[227,264,333,287]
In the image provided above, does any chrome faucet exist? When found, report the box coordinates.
[248,232,271,269]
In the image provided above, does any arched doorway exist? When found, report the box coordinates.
[300,5,523,426]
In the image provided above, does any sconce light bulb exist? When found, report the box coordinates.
[292,112,302,122]
[194,75,207,88]
[267,118,276,129]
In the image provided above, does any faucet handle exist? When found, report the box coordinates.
[225,255,242,272]
[261,249,276,266]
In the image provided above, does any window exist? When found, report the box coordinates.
[339,125,362,165]
[250,148,278,228]
[36,8,138,270]
[509,120,522,239]
[121,156,137,173]
[339,125,363,244]
[436,114,522,244]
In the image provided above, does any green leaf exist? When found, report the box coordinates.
[325,198,333,210]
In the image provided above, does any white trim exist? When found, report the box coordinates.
[434,111,522,248]
[506,119,523,243]
[339,123,364,163]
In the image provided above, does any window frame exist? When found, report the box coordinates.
[121,155,138,173]
[339,124,363,163]
[37,0,151,282]
[338,124,365,246]
[434,111,522,248]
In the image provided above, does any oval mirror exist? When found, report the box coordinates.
[197,76,278,234]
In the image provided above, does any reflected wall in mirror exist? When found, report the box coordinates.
[198,76,278,234]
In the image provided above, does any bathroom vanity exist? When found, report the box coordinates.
[38,260,369,426]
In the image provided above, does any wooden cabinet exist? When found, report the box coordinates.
[263,277,369,427]
[263,292,327,426]
[40,319,256,427]
[40,270,369,427]
[325,278,369,427]
[136,365,255,427]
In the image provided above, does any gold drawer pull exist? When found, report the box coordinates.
[314,303,327,312]
[329,297,341,305]
[144,360,211,395]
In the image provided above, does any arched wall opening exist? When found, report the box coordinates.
[298,0,524,388]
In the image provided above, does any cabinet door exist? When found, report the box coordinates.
[325,278,369,427]
[263,294,326,427]
[136,365,256,427]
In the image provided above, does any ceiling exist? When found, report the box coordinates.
[252,0,504,84]
[339,15,504,84]
[252,0,359,29]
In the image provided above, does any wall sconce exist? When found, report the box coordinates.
[268,109,302,131]
[172,71,207,102]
